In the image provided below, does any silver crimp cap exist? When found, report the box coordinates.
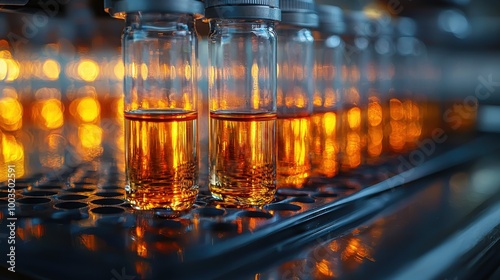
[279,0,318,28]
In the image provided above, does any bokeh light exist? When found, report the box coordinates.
[78,59,100,82]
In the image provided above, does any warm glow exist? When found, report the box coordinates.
[0,97,23,130]
[76,97,100,123]
[40,99,64,129]
[78,59,99,82]
[368,102,383,126]
[251,62,259,109]
[0,58,7,80]
[113,60,124,80]
[42,59,61,80]
[140,63,148,80]
[0,132,25,180]
[347,107,361,129]
[78,124,103,148]
[315,259,334,277]
[5,59,20,81]
[311,112,339,178]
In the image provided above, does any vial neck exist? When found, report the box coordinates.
[211,19,274,33]
[125,12,193,31]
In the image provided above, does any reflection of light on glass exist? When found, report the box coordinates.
[77,59,99,82]
[17,221,44,241]
[0,96,23,131]
[40,133,66,169]
[311,112,339,178]
[76,97,100,123]
[389,98,406,152]
[42,59,61,80]
[251,62,259,109]
[79,234,97,251]
[0,58,7,80]
[367,100,383,159]
[341,237,374,264]
[0,132,25,180]
[78,124,102,148]
[113,60,124,80]
[277,117,311,188]
[39,99,64,129]
[0,57,20,82]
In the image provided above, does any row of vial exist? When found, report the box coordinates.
[105,0,439,212]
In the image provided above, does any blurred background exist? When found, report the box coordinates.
[0,0,499,181]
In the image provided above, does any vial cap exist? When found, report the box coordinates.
[205,0,281,21]
[343,10,370,36]
[105,0,205,19]
[280,0,318,28]
[316,5,345,34]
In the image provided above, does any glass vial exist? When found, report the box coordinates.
[340,11,371,172]
[106,0,204,211]
[205,0,281,206]
[311,5,345,179]
[276,0,318,188]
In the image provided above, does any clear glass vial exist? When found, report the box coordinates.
[276,0,318,188]
[205,0,281,206]
[105,0,204,211]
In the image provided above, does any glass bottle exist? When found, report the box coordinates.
[205,0,280,206]
[276,0,318,188]
[311,5,345,179]
[340,11,371,172]
[105,0,204,211]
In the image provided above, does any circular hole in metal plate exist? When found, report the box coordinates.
[91,207,124,215]
[264,203,301,211]
[207,222,238,232]
[36,185,64,190]
[18,197,51,204]
[95,192,123,198]
[65,188,94,193]
[193,207,225,217]
[91,198,124,206]
[23,190,57,197]
[0,192,8,198]
[290,196,316,203]
[58,194,88,201]
[313,192,338,198]
[238,210,273,219]
[100,185,123,190]
[277,189,309,197]
[55,202,88,209]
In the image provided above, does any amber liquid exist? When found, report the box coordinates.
[366,97,385,164]
[388,98,407,153]
[277,116,311,188]
[209,112,276,206]
[310,111,340,178]
[340,106,363,171]
[125,109,198,211]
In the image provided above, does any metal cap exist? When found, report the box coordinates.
[205,0,281,21]
[316,5,344,34]
[343,10,371,36]
[280,0,318,28]
[105,0,205,19]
